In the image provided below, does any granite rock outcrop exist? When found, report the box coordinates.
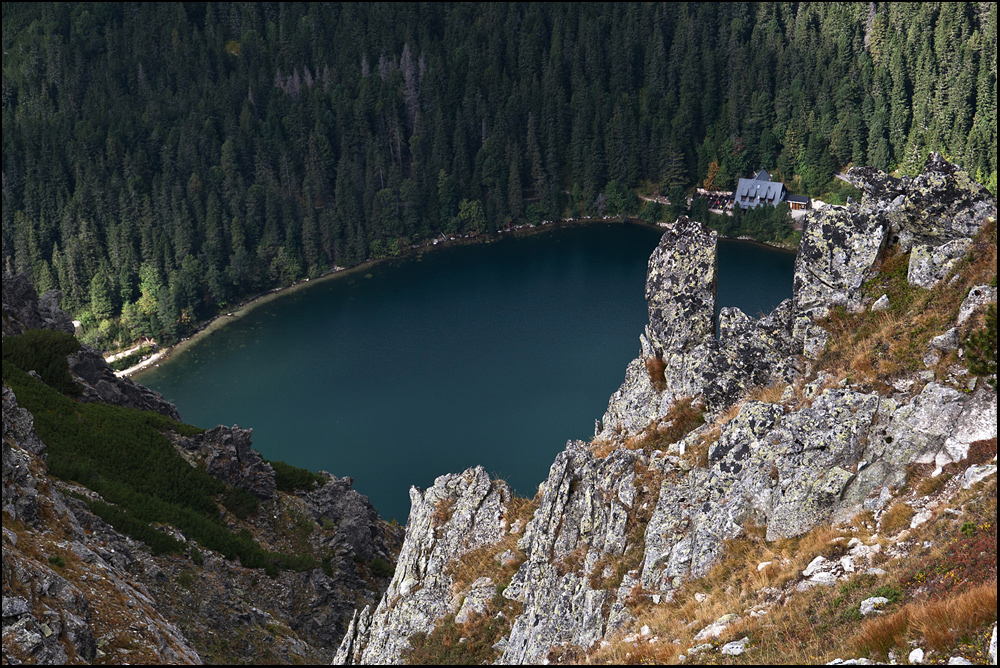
[335,467,511,664]
[334,155,996,665]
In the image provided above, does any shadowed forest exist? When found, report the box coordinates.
[2,3,996,347]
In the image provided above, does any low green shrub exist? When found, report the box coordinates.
[370,556,394,578]
[3,329,81,395]
[222,487,260,519]
[964,303,996,388]
[3,362,317,573]
[270,459,325,492]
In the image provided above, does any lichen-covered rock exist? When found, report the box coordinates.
[885,384,997,473]
[957,284,997,326]
[500,442,643,664]
[707,300,800,408]
[640,388,886,594]
[907,239,973,288]
[454,577,496,624]
[848,153,997,251]
[334,467,511,665]
[644,217,718,355]
[793,205,887,319]
[600,224,800,437]
[600,356,680,436]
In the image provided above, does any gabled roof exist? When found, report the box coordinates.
[753,169,771,182]
[734,176,785,209]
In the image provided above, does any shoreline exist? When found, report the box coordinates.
[129,215,797,378]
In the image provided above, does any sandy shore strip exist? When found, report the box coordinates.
[114,351,166,378]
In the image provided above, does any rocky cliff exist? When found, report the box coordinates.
[2,278,403,664]
[335,154,997,665]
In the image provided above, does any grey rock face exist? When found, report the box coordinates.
[305,474,385,563]
[338,155,995,664]
[847,152,997,251]
[640,388,896,595]
[3,385,200,665]
[793,205,887,320]
[1,273,75,337]
[501,442,643,665]
[172,425,277,500]
[957,284,997,326]
[68,345,181,421]
[908,239,973,289]
[3,386,48,526]
[644,217,718,355]
[884,384,997,473]
[454,577,496,624]
[601,219,800,437]
[335,467,511,665]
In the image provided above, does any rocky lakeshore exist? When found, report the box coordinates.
[3,154,996,666]
[333,154,997,665]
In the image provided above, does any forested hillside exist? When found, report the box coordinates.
[2,2,996,348]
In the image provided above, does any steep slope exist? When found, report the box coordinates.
[334,154,997,665]
[2,279,403,664]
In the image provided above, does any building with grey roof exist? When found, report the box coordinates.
[734,169,787,210]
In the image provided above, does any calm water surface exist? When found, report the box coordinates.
[140,225,794,521]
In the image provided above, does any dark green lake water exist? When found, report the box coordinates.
[139,224,795,522]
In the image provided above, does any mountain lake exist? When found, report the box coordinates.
[139,223,796,522]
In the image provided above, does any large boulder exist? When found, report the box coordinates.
[305,474,385,563]
[907,238,973,289]
[847,153,996,252]
[793,205,887,320]
[171,425,277,500]
[68,346,181,421]
[641,388,886,594]
[644,217,717,355]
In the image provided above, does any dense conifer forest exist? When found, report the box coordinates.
[2,2,997,348]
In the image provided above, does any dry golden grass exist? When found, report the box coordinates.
[916,471,951,497]
[645,355,667,390]
[589,438,617,459]
[746,381,789,404]
[912,582,998,652]
[819,219,996,391]
[851,581,998,660]
[603,397,706,461]
[879,501,915,536]
[568,473,995,666]
[445,494,536,595]
[852,607,911,658]
[432,497,456,529]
